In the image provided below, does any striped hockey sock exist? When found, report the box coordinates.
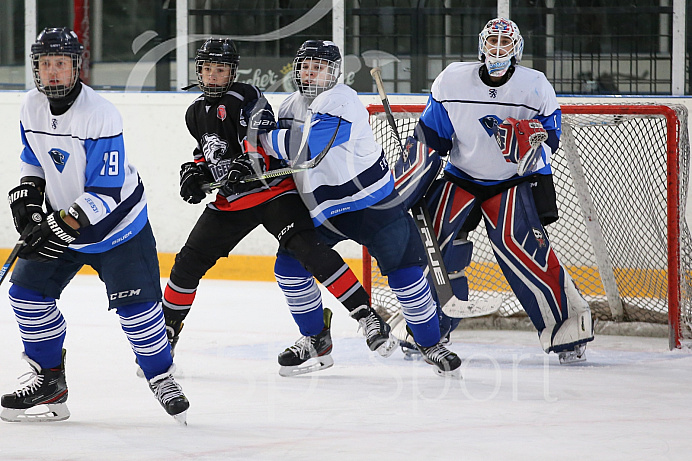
[388,266,440,347]
[275,253,324,336]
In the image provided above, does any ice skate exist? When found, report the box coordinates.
[558,343,587,364]
[408,327,462,378]
[148,365,189,425]
[136,320,184,378]
[278,308,334,377]
[350,306,398,357]
[540,310,594,364]
[1,349,70,422]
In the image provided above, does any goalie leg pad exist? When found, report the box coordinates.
[482,183,572,330]
[392,136,443,210]
[539,310,594,357]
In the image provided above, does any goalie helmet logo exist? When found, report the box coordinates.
[201,133,228,164]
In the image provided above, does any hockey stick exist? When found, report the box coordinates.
[0,227,31,287]
[202,116,342,192]
[370,67,501,318]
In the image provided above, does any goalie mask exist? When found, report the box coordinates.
[195,38,239,99]
[478,18,524,77]
[293,40,342,98]
[31,27,84,99]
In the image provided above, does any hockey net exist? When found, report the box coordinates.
[364,103,692,350]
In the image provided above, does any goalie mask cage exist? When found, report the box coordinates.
[364,103,692,350]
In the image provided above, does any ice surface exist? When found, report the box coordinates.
[1,275,690,460]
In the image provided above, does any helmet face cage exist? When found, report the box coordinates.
[293,40,342,98]
[31,27,83,99]
[478,18,524,77]
[195,38,239,99]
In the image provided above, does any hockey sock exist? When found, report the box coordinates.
[117,302,172,380]
[275,253,324,336]
[319,263,370,313]
[388,266,440,347]
[162,280,196,322]
[8,284,66,369]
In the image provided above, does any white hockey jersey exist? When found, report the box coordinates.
[265,84,393,225]
[19,84,148,253]
[418,62,561,184]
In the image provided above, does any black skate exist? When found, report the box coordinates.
[278,308,334,377]
[408,327,462,378]
[1,349,70,422]
[350,306,398,357]
[136,320,183,378]
[148,365,189,425]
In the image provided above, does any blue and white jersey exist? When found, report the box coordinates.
[19,84,148,253]
[417,62,561,184]
[265,84,393,225]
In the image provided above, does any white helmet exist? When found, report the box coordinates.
[478,18,524,77]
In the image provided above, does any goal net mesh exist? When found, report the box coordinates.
[365,104,692,347]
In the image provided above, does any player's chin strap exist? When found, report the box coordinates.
[201,116,342,193]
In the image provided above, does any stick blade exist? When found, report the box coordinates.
[442,295,502,318]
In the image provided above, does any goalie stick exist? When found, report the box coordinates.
[370,67,501,319]
[202,116,342,192]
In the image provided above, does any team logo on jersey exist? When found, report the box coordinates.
[532,227,547,248]
[479,115,502,136]
[489,88,498,98]
[217,105,227,121]
[201,133,229,164]
[48,148,70,173]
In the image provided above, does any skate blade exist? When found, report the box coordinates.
[433,366,463,379]
[173,410,188,426]
[374,336,399,358]
[558,344,587,364]
[0,403,70,423]
[279,355,334,377]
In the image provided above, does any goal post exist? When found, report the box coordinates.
[364,103,692,350]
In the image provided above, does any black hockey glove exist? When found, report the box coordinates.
[8,183,47,234]
[180,162,212,204]
[19,211,79,262]
[219,148,267,196]
[240,97,277,135]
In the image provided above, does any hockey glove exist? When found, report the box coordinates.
[240,97,277,135]
[8,183,47,234]
[19,210,79,262]
[180,162,212,204]
[220,145,267,196]
[493,118,548,175]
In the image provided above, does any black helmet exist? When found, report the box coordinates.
[293,40,342,98]
[31,27,84,98]
[195,38,240,99]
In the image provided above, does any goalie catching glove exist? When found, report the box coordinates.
[219,141,267,196]
[19,210,79,262]
[493,118,548,175]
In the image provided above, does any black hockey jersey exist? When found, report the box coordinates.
[184,82,295,211]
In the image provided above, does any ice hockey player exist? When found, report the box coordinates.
[161,38,396,377]
[259,40,462,378]
[1,27,189,424]
[410,18,594,363]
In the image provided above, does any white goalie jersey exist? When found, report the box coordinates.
[18,84,148,253]
[417,62,561,184]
